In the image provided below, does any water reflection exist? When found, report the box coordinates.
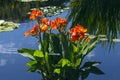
[0,0,69,22]
[0,42,17,54]
[0,59,7,66]
[68,0,120,41]
[0,21,40,80]
[0,1,120,80]
[85,42,120,80]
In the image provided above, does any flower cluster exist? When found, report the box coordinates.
[51,17,67,30]
[70,24,87,42]
[30,9,43,20]
[24,9,89,42]
[18,8,104,80]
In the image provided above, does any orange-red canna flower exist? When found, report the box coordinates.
[51,17,67,30]
[55,17,67,26]
[51,20,57,29]
[31,24,39,35]
[24,29,31,37]
[70,24,87,42]
[41,17,50,26]
[70,32,79,42]
[40,24,48,32]
[24,24,39,37]
[30,9,43,20]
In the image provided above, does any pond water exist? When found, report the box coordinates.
[0,10,120,80]
[1,1,120,80]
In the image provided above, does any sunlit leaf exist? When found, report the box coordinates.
[33,50,44,58]
[74,59,81,68]
[26,61,37,67]
[18,48,35,60]
[54,68,61,74]
[58,58,71,68]
[71,43,78,53]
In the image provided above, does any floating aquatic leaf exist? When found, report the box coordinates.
[89,35,96,39]
[0,21,20,32]
[100,38,108,41]
[0,20,5,25]
[112,39,120,42]
[98,35,107,38]
[39,6,70,17]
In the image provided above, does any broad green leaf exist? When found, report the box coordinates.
[33,50,44,58]
[83,61,101,68]
[88,36,100,53]
[58,58,71,68]
[54,68,61,74]
[81,47,89,56]
[81,70,89,80]
[74,59,81,68]
[27,66,36,72]
[79,37,89,56]
[81,36,100,57]
[18,48,35,60]
[71,43,78,53]
[80,37,89,51]
[90,66,104,75]
[26,61,37,67]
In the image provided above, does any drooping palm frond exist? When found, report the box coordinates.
[68,0,120,39]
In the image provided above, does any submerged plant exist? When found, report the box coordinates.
[18,9,104,80]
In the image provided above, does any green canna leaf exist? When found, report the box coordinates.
[71,43,78,53]
[33,50,44,58]
[26,61,37,67]
[27,66,37,72]
[57,58,71,68]
[74,59,81,68]
[81,69,90,80]
[83,61,101,68]
[18,48,35,60]
[54,68,61,74]
[90,66,104,75]
[88,36,100,53]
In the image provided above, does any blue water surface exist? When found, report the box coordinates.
[0,11,120,80]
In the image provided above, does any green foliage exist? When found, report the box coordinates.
[80,61,104,80]
[69,0,120,40]
[34,50,44,58]
[18,48,36,60]
[18,35,103,80]
[18,10,104,80]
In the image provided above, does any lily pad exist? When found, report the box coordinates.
[0,20,20,32]
[39,6,69,17]
[112,39,120,42]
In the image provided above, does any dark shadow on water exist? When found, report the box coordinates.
[0,0,69,22]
